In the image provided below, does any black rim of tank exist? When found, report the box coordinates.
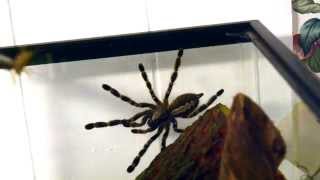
[0,20,320,121]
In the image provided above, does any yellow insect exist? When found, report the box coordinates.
[0,50,33,75]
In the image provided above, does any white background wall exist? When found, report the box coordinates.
[7,0,293,45]
[0,0,14,47]
[0,0,297,180]
[0,1,35,180]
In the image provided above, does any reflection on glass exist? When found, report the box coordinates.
[0,41,318,180]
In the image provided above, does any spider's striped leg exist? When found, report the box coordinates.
[125,114,150,128]
[187,89,224,118]
[131,126,157,134]
[161,124,170,151]
[138,63,161,104]
[127,127,163,173]
[102,84,155,108]
[163,49,184,103]
[172,118,184,133]
[85,110,150,130]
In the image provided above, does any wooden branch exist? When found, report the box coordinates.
[136,93,286,180]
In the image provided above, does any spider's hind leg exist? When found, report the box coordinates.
[187,89,224,118]
[85,110,150,130]
[161,124,170,151]
[102,84,154,108]
[127,127,163,173]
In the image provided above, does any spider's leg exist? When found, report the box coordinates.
[102,84,155,108]
[161,124,170,151]
[131,126,157,134]
[187,89,224,118]
[125,113,150,128]
[172,118,184,133]
[163,49,183,103]
[85,110,150,130]
[138,63,161,104]
[127,127,163,173]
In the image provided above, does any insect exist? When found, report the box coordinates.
[85,49,224,173]
[0,49,33,74]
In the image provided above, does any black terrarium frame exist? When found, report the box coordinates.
[1,20,320,172]
[0,20,319,119]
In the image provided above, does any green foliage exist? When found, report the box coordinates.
[299,18,320,72]
[300,18,320,54]
[292,0,320,14]
[307,48,320,72]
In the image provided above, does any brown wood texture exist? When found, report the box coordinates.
[219,93,286,180]
[136,94,286,180]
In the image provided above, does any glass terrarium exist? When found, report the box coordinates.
[0,20,319,180]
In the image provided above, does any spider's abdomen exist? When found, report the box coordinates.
[169,93,203,117]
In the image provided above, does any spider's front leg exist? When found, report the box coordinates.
[138,63,161,104]
[102,84,155,109]
[84,110,150,130]
[187,89,224,118]
[163,49,184,104]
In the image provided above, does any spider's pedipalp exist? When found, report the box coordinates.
[163,49,184,103]
[127,127,163,173]
[161,124,170,151]
[138,63,161,104]
[187,89,224,118]
[102,83,155,108]
[84,110,150,130]
[172,118,184,133]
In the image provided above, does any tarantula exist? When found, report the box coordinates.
[85,49,224,173]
